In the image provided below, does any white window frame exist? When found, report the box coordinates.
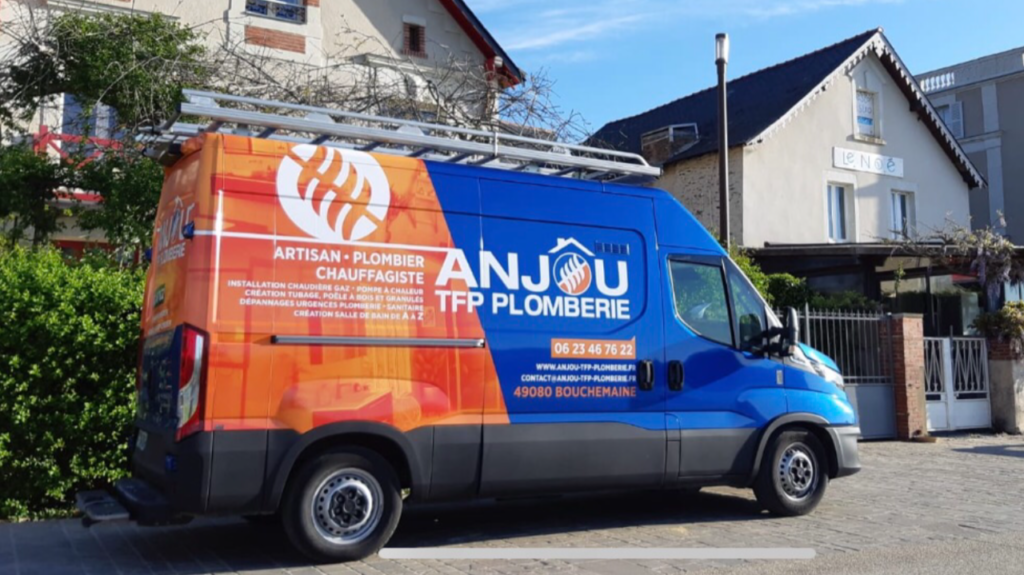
[823,171,858,243]
[826,183,849,242]
[890,189,917,240]
[856,89,878,138]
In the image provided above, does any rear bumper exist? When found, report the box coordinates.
[76,478,189,527]
[827,425,862,478]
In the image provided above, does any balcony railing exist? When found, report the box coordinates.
[920,72,956,93]
[31,125,121,168]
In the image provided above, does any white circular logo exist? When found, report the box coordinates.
[276,145,391,242]
[553,252,593,296]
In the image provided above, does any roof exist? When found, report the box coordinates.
[439,0,524,86]
[590,29,986,189]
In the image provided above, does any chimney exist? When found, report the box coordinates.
[640,124,699,166]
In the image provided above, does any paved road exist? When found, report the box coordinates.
[3,434,1024,575]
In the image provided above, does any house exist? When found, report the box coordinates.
[0,0,521,253]
[918,46,1024,242]
[592,29,986,299]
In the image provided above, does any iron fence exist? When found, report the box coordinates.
[777,306,895,386]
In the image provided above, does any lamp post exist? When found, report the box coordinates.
[716,33,730,249]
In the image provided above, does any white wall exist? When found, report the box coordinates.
[740,53,974,247]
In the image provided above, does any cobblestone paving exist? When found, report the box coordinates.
[3,434,1024,575]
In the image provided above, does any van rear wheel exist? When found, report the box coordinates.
[282,448,402,562]
[753,430,828,516]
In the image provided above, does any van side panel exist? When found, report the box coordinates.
[457,177,666,495]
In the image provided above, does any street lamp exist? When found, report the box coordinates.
[716,33,730,249]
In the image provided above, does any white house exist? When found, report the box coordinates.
[593,29,985,297]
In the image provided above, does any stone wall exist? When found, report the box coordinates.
[987,338,1024,434]
[655,148,743,244]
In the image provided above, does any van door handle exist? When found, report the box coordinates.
[637,360,654,391]
[668,360,684,391]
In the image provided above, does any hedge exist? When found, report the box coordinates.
[0,246,144,519]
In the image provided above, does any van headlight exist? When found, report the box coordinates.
[821,367,845,390]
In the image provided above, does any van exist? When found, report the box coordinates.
[77,92,860,562]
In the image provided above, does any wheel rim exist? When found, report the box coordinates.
[311,468,384,545]
[777,444,817,501]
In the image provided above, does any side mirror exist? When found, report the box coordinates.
[782,306,801,354]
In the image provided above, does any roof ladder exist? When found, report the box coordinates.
[141,90,662,183]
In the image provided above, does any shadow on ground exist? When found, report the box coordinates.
[11,489,769,574]
[952,443,1024,459]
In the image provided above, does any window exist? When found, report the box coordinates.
[936,102,964,138]
[727,263,767,351]
[61,94,118,155]
[403,23,426,58]
[669,260,732,346]
[856,90,876,137]
[246,0,306,23]
[827,183,848,242]
[891,191,915,239]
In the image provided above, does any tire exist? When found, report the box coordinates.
[753,430,828,516]
[282,447,403,563]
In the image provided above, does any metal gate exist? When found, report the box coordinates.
[787,308,897,439]
[924,337,992,431]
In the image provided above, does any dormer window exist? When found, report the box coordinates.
[856,90,877,137]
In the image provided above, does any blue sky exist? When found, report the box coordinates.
[470,0,1024,132]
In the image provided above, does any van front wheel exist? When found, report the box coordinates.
[282,448,402,562]
[753,430,828,516]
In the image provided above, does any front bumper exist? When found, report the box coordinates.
[827,425,862,478]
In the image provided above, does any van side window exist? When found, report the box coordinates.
[669,260,732,347]
[726,264,767,351]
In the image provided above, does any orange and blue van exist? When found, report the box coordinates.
[77,111,860,561]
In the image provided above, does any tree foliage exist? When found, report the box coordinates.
[1,11,208,130]
[0,143,71,245]
[0,7,589,249]
[75,151,164,249]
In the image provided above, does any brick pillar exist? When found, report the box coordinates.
[881,314,928,440]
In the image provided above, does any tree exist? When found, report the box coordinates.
[0,7,589,249]
[0,143,70,245]
[890,218,1024,311]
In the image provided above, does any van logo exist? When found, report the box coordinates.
[554,252,592,296]
[276,145,391,242]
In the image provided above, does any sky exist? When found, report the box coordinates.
[468,0,1024,132]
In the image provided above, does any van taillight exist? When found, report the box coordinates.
[176,325,207,441]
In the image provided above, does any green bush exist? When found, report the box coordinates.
[0,246,144,519]
[766,273,811,309]
[972,301,1024,346]
[729,246,771,299]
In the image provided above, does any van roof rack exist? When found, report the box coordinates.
[141,90,661,184]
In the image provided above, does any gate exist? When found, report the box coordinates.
[924,337,991,431]
[786,308,897,439]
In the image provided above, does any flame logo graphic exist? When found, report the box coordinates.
[554,252,593,296]
[276,145,391,242]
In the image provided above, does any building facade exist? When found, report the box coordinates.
[593,29,985,296]
[918,46,1024,241]
[0,0,521,132]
